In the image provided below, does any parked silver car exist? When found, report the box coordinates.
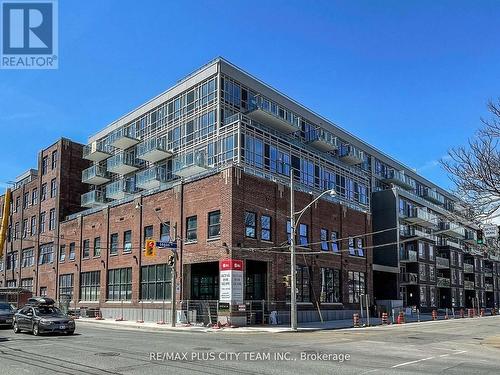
[13,299,75,336]
[0,303,14,327]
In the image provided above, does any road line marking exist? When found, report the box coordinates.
[439,354,450,357]
[391,356,435,368]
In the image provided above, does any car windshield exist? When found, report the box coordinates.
[34,306,64,317]
[0,303,12,311]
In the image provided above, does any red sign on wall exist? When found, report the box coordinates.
[219,259,243,271]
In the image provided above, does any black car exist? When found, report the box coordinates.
[0,303,14,327]
[13,302,75,336]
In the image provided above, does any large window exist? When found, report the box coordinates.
[82,239,90,259]
[348,271,366,304]
[296,265,311,302]
[7,251,17,270]
[244,212,256,238]
[59,245,66,262]
[123,230,132,253]
[348,237,355,255]
[59,274,74,300]
[38,244,54,265]
[261,215,271,241]
[160,222,170,242]
[94,237,101,257]
[321,268,341,303]
[299,223,308,246]
[140,264,172,300]
[208,211,221,239]
[80,271,100,301]
[50,178,57,198]
[69,242,76,261]
[110,233,118,255]
[107,268,132,301]
[21,248,34,268]
[21,278,33,292]
[39,212,45,233]
[49,208,56,231]
[30,216,36,236]
[144,225,153,241]
[320,229,329,251]
[186,216,197,242]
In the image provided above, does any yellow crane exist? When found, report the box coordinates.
[0,188,11,258]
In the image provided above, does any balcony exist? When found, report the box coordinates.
[83,141,111,162]
[485,283,494,292]
[439,238,462,250]
[436,256,450,269]
[81,190,106,208]
[339,144,364,165]
[137,137,173,163]
[440,222,466,238]
[464,280,475,290]
[109,127,139,149]
[464,229,477,244]
[307,128,338,152]
[400,249,418,262]
[105,179,135,200]
[423,189,445,205]
[382,170,416,190]
[464,263,474,273]
[414,228,437,243]
[107,152,142,175]
[82,165,110,185]
[136,167,169,190]
[246,96,300,133]
[437,277,451,288]
[399,272,418,285]
[174,151,210,178]
[484,268,493,277]
[406,207,438,228]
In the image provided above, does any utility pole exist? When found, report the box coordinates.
[290,168,297,331]
[171,224,178,328]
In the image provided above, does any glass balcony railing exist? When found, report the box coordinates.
[440,222,466,238]
[105,178,135,200]
[82,165,110,185]
[464,229,477,244]
[136,167,169,190]
[406,207,438,227]
[81,190,106,208]
[400,249,418,262]
[382,170,416,190]
[174,150,210,178]
[307,128,338,152]
[83,141,111,162]
[339,144,364,165]
[109,126,139,149]
[137,137,172,163]
[464,263,474,273]
[464,280,475,290]
[485,283,494,292]
[436,256,450,269]
[247,95,300,133]
[107,152,142,175]
[399,272,418,285]
[437,277,451,288]
[423,189,445,205]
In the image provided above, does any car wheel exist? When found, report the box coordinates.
[13,322,21,334]
[32,323,40,336]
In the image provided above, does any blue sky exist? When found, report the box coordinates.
[1,0,499,190]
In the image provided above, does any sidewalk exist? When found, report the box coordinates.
[76,313,499,334]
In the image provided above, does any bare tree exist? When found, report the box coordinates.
[441,100,500,221]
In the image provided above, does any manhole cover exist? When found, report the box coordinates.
[95,352,121,357]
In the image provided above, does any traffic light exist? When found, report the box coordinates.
[477,229,484,245]
[144,239,156,257]
[167,254,175,267]
[282,275,291,288]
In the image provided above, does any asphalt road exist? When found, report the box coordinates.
[0,316,500,374]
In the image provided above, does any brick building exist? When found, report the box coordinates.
[0,138,89,296]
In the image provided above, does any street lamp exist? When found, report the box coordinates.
[289,168,336,331]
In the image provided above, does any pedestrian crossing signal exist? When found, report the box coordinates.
[144,239,156,257]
